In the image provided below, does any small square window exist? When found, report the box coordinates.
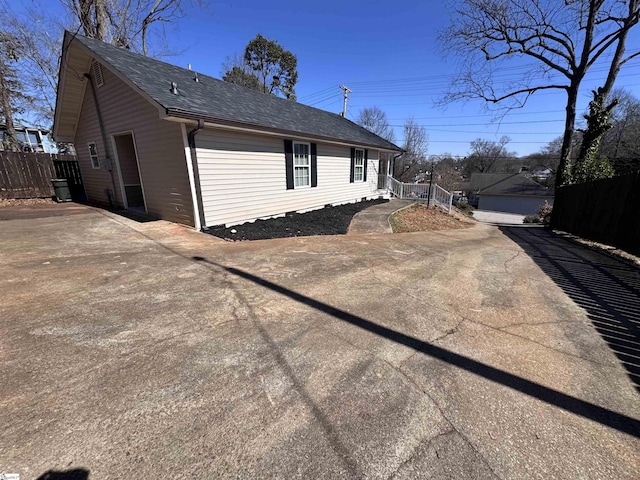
[354,149,365,182]
[293,142,311,188]
[88,142,100,169]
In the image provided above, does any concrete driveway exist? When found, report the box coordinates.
[1,205,639,479]
[472,210,526,225]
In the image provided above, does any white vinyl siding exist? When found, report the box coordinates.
[74,66,194,226]
[195,129,381,227]
[294,142,311,188]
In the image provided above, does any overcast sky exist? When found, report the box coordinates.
[32,0,640,157]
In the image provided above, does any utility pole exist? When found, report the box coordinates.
[427,160,435,208]
[339,85,352,117]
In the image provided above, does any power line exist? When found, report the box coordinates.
[388,119,565,127]
[300,61,640,109]
[298,85,339,101]
[383,110,567,120]
[425,128,564,134]
[427,140,555,144]
[307,92,340,107]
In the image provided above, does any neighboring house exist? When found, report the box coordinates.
[53,32,401,229]
[462,173,554,215]
[532,167,553,181]
[0,125,50,153]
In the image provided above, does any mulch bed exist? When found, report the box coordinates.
[389,204,474,233]
[205,198,389,241]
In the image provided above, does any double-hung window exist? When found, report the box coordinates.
[354,149,365,182]
[293,142,311,188]
[88,142,100,169]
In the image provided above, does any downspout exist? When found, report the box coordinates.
[187,119,206,230]
[392,152,403,179]
[84,72,117,208]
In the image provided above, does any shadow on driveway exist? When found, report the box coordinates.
[500,227,640,393]
[192,255,640,438]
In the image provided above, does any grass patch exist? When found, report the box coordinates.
[390,204,474,233]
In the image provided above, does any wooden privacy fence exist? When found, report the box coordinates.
[0,152,83,200]
[551,171,640,256]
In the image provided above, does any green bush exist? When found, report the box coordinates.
[523,214,541,224]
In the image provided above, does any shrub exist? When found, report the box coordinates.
[453,201,475,216]
[537,201,553,225]
[523,214,541,224]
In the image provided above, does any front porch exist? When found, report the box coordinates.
[377,174,454,213]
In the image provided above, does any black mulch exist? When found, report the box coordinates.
[204,198,389,241]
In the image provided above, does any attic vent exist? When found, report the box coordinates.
[91,60,104,87]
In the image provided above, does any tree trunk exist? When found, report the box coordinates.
[573,0,638,173]
[0,62,19,152]
[94,0,109,42]
[78,0,96,38]
[556,85,578,188]
[142,21,149,56]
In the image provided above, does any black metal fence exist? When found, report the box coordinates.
[551,171,640,256]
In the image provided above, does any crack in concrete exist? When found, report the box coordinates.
[470,316,610,367]
[503,250,522,273]
[430,318,466,344]
[384,428,456,480]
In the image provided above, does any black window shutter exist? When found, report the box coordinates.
[364,149,369,181]
[284,140,294,190]
[350,147,355,183]
[311,143,318,187]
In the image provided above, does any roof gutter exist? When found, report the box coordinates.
[187,119,206,230]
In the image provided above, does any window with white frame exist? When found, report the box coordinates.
[354,149,365,181]
[88,142,100,169]
[293,142,311,187]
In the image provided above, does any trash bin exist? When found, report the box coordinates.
[51,178,72,202]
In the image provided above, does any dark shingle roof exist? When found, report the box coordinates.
[480,174,553,196]
[462,173,513,192]
[72,34,400,151]
[462,173,553,196]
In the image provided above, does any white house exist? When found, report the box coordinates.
[53,32,401,229]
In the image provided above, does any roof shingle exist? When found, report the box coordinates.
[72,34,401,151]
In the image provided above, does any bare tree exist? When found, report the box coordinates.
[220,53,261,91]
[440,0,640,187]
[356,106,396,143]
[600,88,640,174]
[0,31,25,151]
[432,154,464,191]
[0,0,206,128]
[464,136,513,175]
[0,2,61,127]
[61,0,206,56]
[395,118,428,181]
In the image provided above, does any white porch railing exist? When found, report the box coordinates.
[378,174,453,213]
